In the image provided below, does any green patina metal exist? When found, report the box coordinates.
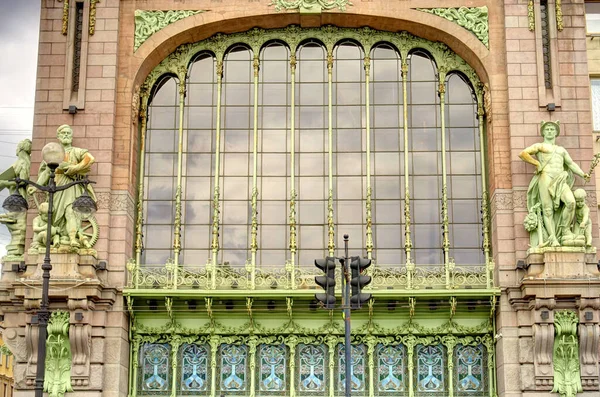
[270,0,352,13]
[128,26,497,396]
[134,25,491,286]
[416,7,489,48]
[44,310,72,397]
[552,311,582,397]
[134,10,205,51]
[0,344,12,357]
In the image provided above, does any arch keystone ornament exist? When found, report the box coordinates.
[134,10,205,51]
[270,0,352,13]
[416,7,489,48]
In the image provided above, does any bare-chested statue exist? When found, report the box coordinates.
[519,121,589,247]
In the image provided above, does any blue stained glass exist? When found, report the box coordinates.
[221,344,247,392]
[298,344,326,393]
[377,344,405,392]
[456,345,485,393]
[259,344,287,392]
[338,344,366,392]
[142,343,170,392]
[181,344,208,392]
[416,345,445,393]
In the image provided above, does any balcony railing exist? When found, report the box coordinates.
[125,259,495,291]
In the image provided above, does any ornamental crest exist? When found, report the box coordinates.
[270,0,352,13]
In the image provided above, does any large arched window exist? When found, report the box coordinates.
[137,27,488,274]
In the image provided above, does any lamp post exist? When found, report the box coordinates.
[2,142,97,397]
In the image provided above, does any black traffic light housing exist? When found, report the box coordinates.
[315,257,337,309]
[350,256,372,309]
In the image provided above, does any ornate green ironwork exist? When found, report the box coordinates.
[44,311,73,397]
[134,10,204,51]
[135,26,489,290]
[416,7,489,48]
[270,0,352,13]
[552,311,582,397]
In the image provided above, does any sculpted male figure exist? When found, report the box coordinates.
[519,121,589,247]
[28,125,95,248]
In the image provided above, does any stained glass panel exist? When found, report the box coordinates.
[454,344,487,396]
[220,344,248,393]
[179,343,209,394]
[259,344,287,393]
[297,344,327,394]
[140,343,170,393]
[416,344,446,396]
[376,344,406,394]
[337,344,366,394]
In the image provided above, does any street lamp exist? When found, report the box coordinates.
[1,141,97,397]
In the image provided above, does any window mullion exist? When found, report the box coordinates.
[172,77,186,280]
[250,55,260,288]
[327,49,335,257]
[401,59,413,263]
[289,53,298,273]
[364,55,373,260]
[135,90,150,268]
[477,89,492,285]
[210,59,224,290]
[439,73,450,277]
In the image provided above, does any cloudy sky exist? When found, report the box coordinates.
[0,0,40,256]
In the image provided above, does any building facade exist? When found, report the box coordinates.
[0,1,599,397]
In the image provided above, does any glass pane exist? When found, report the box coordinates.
[141,344,170,392]
[297,345,327,393]
[180,344,209,393]
[220,345,247,392]
[258,345,287,392]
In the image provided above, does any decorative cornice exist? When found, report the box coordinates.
[270,0,352,13]
[416,6,489,48]
[134,10,205,51]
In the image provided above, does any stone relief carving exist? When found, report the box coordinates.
[416,6,489,48]
[531,298,555,388]
[69,321,91,386]
[134,10,205,51]
[44,311,73,397]
[270,0,353,13]
[551,311,582,397]
[519,121,596,251]
[578,298,599,389]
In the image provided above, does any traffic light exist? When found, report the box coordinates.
[315,257,337,309]
[350,256,372,309]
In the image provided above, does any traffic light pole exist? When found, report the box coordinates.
[343,234,351,397]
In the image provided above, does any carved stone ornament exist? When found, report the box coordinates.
[134,10,205,51]
[416,6,489,48]
[44,311,73,397]
[69,319,91,386]
[552,311,582,397]
[270,0,353,13]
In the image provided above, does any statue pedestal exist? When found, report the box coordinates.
[25,251,98,281]
[521,249,600,299]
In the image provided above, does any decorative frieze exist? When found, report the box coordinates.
[134,10,205,51]
[270,0,352,13]
[416,7,489,48]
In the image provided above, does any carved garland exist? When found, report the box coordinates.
[416,6,489,48]
[270,0,353,12]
